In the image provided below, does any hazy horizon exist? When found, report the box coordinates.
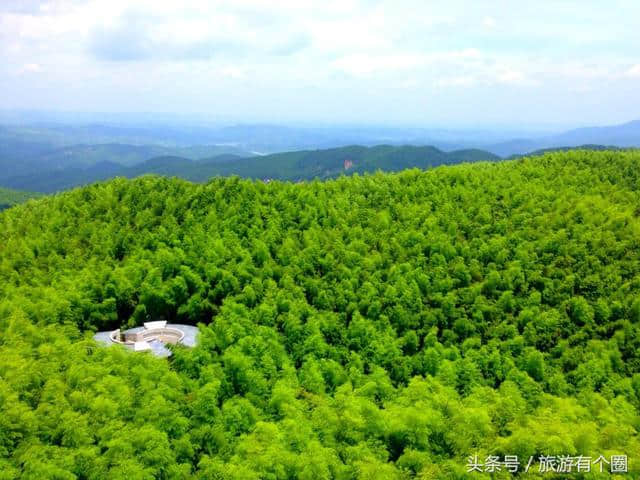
[0,107,579,133]
[1,1,639,128]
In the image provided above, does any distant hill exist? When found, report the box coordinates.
[3,119,640,176]
[0,121,531,154]
[3,161,126,193]
[508,144,630,159]
[0,133,254,181]
[190,145,499,181]
[6,144,172,173]
[0,145,499,193]
[19,143,252,169]
[556,120,640,145]
[487,120,640,156]
[0,187,41,211]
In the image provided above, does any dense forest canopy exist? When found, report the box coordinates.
[1,150,639,478]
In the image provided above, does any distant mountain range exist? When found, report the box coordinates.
[1,117,639,194]
[0,128,253,180]
[0,120,540,153]
[487,120,640,156]
[1,146,500,193]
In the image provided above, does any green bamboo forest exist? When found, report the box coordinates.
[1,150,640,479]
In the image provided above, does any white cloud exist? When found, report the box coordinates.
[19,62,42,73]
[399,78,420,89]
[331,53,425,77]
[626,64,640,77]
[434,76,477,88]
[482,16,496,29]
[0,0,639,125]
[221,66,247,80]
[496,69,533,86]
[434,68,538,89]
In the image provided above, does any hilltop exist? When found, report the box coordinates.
[1,150,639,477]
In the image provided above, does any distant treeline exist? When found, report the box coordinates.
[0,187,40,211]
[1,144,501,193]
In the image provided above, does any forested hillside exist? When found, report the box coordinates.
[0,132,252,182]
[0,187,40,211]
[1,150,639,478]
[1,145,498,193]
[189,145,498,180]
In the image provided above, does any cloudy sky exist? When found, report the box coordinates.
[1,0,639,128]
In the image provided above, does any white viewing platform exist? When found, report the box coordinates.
[93,322,198,357]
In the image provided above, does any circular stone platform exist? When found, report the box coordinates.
[93,321,199,357]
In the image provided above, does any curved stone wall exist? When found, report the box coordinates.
[109,327,184,345]
[141,327,184,344]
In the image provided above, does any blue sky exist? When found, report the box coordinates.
[1,0,639,128]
